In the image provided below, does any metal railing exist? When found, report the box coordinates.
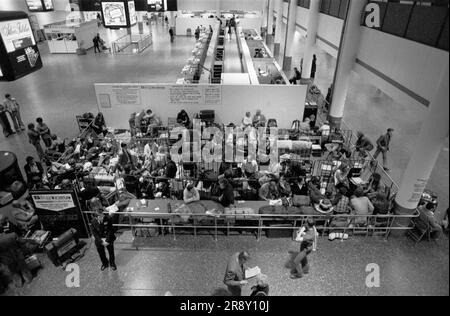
[84,208,420,246]
[112,33,152,55]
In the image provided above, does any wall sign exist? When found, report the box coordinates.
[101,0,137,28]
[30,190,89,238]
[26,0,54,12]
[147,0,165,12]
[0,15,43,81]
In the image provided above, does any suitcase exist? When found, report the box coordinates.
[266,224,294,238]
[200,110,215,123]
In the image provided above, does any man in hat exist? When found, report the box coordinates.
[374,128,394,171]
[183,182,200,204]
[224,251,250,296]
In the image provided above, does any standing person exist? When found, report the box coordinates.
[291,218,317,279]
[92,112,107,136]
[27,123,44,159]
[0,103,14,137]
[228,25,233,40]
[325,85,332,111]
[310,54,317,79]
[93,33,101,53]
[223,251,250,296]
[90,198,117,271]
[169,28,174,43]
[4,94,25,132]
[24,156,44,185]
[194,26,200,40]
[36,118,52,148]
[373,128,394,171]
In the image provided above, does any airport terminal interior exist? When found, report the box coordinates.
[0,0,448,296]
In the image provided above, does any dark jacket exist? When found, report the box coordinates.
[91,214,116,246]
[218,183,235,207]
[24,162,44,183]
[224,252,245,296]
[165,160,177,178]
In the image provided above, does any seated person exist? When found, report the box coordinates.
[123,165,139,197]
[355,132,374,157]
[319,121,330,139]
[212,179,235,207]
[241,112,253,130]
[183,183,200,204]
[24,156,44,185]
[259,180,280,201]
[164,155,178,179]
[177,110,190,128]
[240,159,258,179]
[334,164,350,191]
[418,202,443,240]
[372,192,390,215]
[330,187,352,228]
[308,177,325,204]
[252,110,266,128]
[254,49,264,58]
[299,118,311,132]
[290,177,309,196]
[10,201,39,235]
[49,134,65,153]
[144,140,159,160]
[350,187,374,226]
[278,175,292,197]
[267,161,286,178]
[364,173,385,200]
[146,111,162,136]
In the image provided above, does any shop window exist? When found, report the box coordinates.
[406,6,448,48]
[338,0,349,19]
[437,15,449,51]
[381,2,414,37]
[329,0,341,18]
[320,0,331,15]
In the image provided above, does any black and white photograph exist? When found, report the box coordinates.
[0,0,448,303]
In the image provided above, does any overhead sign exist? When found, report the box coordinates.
[26,0,54,12]
[0,18,36,53]
[128,1,137,25]
[31,193,75,212]
[0,16,43,81]
[147,0,165,12]
[102,1,127,27]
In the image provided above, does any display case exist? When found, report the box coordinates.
[43,20,99,54]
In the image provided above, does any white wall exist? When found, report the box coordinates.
[177,0,265,12]
[316,14,342,58]
[356,27,449,108]
[94,84,307,129]
[175,17,215,35]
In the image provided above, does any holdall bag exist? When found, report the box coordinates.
[293,195,310,207]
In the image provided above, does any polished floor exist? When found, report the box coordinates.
[0,22,449,296]
[5,233,449,296]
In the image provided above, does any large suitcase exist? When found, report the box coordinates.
[266,224,294,238]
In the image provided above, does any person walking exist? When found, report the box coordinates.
[373,128,394,171]
[27,123,44,159]
[289,67,302,85]
[36,117,52,148]
[3,94,25,132]
[93,33,101,53]
[291,218,318,279]
[0,103,14,137]
[223,251,250,296]
[90,198,117,271]
[169,28,174,43]
[194,26,200,41]
[310,54,317,79]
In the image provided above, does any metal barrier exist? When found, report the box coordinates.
[112,33,152,54]
[86,209,420,246]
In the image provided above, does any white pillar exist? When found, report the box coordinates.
[216,0,221,17]
[170,11,175,28]
[328,0,367,128]
[267,0,275,36]
[273,0,284,56]
[262,0,269,29]
[395,64,449,215]
[282,0,297,71]
[302,0,320,79]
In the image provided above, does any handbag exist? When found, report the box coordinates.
[293,195,310,207]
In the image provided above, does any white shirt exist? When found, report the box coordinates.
[319,124,330,136]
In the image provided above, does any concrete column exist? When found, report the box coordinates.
[273,0,284,57]
[262,0,269,29]
[328,0,367,128]
[393,64,449,229]
[216,0,221,17]
[267,0,275,43]
[302,0,320,79]
[282,0,297,71]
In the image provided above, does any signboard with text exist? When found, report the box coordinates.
[30,190,89,238]
[26,0,54,12]
[0,14,43,81]
[101,0,137,28]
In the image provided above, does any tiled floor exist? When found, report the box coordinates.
[0,22,448,296]
[5,233,449,296]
